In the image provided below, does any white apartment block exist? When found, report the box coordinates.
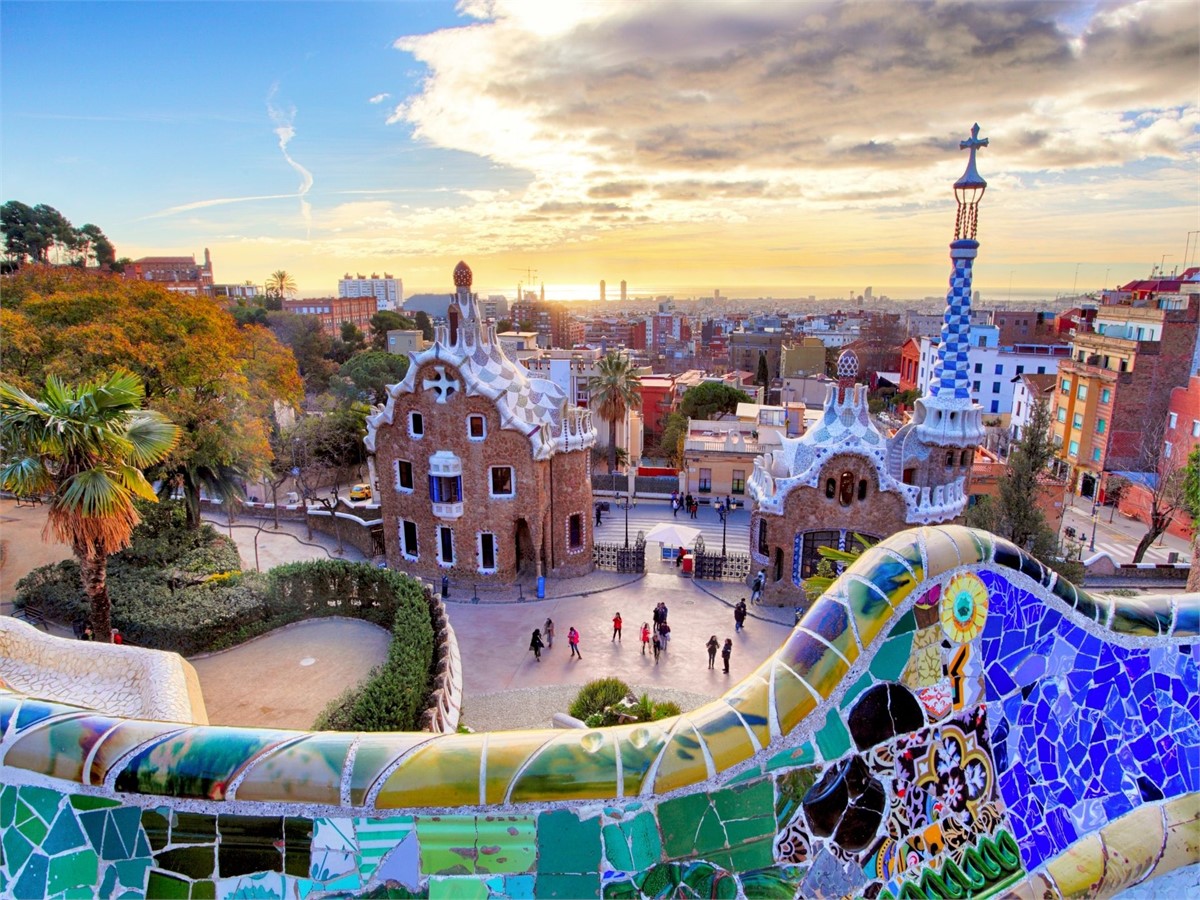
[339,273,402,311]
[917,325,1070,418]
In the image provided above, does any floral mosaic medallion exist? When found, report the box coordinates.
[941,572,989,643]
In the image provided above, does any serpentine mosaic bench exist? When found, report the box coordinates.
[1,525,1196,898]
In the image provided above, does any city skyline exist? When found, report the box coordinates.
[2,1,1196,299]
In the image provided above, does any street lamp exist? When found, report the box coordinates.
[617,493,636,548]
[1089,510,1099,552]
[722,499,737,556]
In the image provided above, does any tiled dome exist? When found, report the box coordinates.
[453,260,473,288]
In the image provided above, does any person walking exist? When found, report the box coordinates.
[690,499,699,519]
[543,618,555,649]
[641,622,651,655]
[596,504,603,526]
[652,631,662,664]
[529,628,544,662]
[652,603,664,634]
[659,621,671,652]
[706,635,719,670]
[671,496,679,517]
[612,611,623,642]
[721,638,733,674]
[751,569,766,604]
[716,498,725,522]
[568,626,582,659]
[734,598,747,633]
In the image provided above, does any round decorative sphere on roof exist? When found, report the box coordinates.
[453,260,473,288]
[837,349,860,380]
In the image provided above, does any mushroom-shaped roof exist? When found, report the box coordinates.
[453,260,473,288]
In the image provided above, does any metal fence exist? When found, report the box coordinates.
[691,535,753,582]
[594,534,646,574]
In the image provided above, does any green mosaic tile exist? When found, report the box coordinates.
[1,784,15,829]
[536,810,600,876]
[510,731,620,803]
[112,858,152,890]
[680,860,738,899]
[12,852,48,900]
[869,630,914,682]
[78,809,107,855]
[602,824,634,871]
[814,709,851,761]
[635,862,680,898]
[725,767,763,786]
[535,872,600,898]
[658,793,710,860]
[145,869,190,900]
[623,811,662,871]
[706,837,774,874]
[141,809,170,851]
[774,766,821,828]
[191,880,217,900]
[46,848,98,895]
[475,816,535,875]
[154,845,215,880]
[99,866,119,899]
[710,780,772,830]
[3,824,35,875]
[690,805,727,857]
[15,800,50,845]
[888,609,917,636]
[68,794,119,812]
[765,743,816,772]
[429,876,489,899]
[283,818,313,878]
[216,815,283,877]
[837,672,875,711]
[174,812,218,844]
[418,815,477,876]
[106,807,144,861]
[19,784,63,825]
[44,806,87,855]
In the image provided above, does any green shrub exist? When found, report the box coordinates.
[569,677,632,720]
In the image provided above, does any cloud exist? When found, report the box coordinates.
[267,82,315,235]
[369,92,390,104]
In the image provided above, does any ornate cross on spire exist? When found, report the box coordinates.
[953,123,989,240]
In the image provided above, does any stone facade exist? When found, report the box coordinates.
[366,262,596,583]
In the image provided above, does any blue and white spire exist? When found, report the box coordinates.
[911,124,987,447]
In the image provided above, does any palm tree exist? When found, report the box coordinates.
[1184,447,1200,593]
[265,270,298,299]
[0,372,180,642]
[588,352,642,473]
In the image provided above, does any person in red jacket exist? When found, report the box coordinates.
[612,612,622,642]
[568,626,582,659]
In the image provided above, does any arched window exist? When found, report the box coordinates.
[946,451,956,467]
[960,449,972,466]
[838,471,855,506]
[857,479,867,501]
[825,478,836,499]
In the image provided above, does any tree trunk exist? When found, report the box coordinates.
[1188,530,1200,592]
[184,482,201,530]
[1131,527,1160,564]
[78,545,113,643]
[607,415,619,474]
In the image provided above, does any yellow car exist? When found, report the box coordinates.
[349,483,372,501]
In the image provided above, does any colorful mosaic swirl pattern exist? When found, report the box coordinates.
[1,525,1197,899]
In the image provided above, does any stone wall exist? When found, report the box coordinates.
[1,525,1196,900]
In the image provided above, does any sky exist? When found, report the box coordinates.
[2,0,1197,301]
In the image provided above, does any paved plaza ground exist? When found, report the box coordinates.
[0,496,1189,733]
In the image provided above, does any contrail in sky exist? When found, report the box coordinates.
[267,82,314,235]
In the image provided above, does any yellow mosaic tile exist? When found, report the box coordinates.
[233,733,354,805]
[922,526,963,579]
[849,546,920,609]
[1156,792,1200,878]
[842,576,897,648]
[935,524,989,566]
[652,721,712,794]
[772,661,820,736]
[1096,802,1163,894]
[780,631,850,701]
[615,720,673,797]
[4,713,112,783]
[481,731,557,805]
[349,733,438,806]
[1004,870,1062,900]
[1043,831,1106,898]
[877,531,925,584]
[374,734,483,808]
[687,703,758,774]
[508,730,619,803]
[800,598,860,666]
[721,675,771,748]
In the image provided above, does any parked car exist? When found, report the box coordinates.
[349,483,373,501]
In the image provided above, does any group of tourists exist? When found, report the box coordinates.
[528,618,580,661]
[670,491,700,519]
[705,635,734,673]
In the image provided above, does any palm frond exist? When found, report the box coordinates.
[123,411,181,467]
[0,457,53,497]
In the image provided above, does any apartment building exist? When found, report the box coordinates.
[339,272,402,311]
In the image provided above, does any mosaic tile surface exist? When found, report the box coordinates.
[1,526,1197,900]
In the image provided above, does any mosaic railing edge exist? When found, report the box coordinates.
[0,525,1195,816]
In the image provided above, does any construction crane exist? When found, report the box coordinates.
[510,267,538,300]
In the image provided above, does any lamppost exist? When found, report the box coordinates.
[1089,510,1099,552]
[722,499,737,556]
[617,493,636,548]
